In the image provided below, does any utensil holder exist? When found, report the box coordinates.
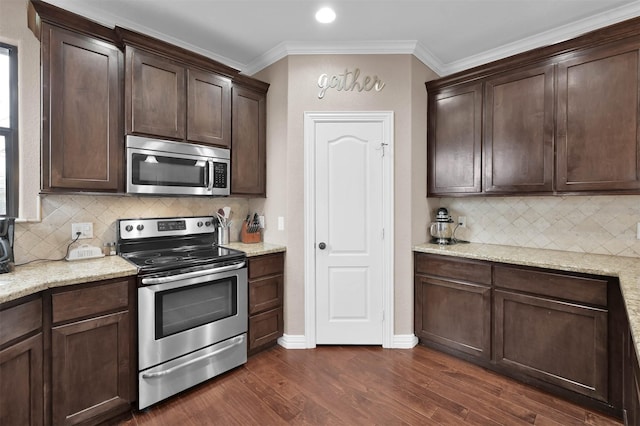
[217,226,230,245]
[240,221,261,244]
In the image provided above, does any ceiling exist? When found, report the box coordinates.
[46,0,640,76]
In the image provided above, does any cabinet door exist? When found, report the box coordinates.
[494,289,608,401]
[231,86,266,196]
[187,69,231,147]
[414,275,491,360]
[51,311,130,426]
[0,333,43,426]
[248,308,283,355]
[43,24,122,191]
[556,39,640,192]
[428,82,482,195]
[127,47,186,139]
[484,64,554,193]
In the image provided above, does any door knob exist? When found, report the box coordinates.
[318,242,326,250]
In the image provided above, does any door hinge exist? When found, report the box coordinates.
[382,228,385,239]
[382,310,385,322]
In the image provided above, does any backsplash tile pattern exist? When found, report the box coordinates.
[437,195,640,258]
[15,195,250,264]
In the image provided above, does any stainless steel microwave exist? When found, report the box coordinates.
[126,135,230,197]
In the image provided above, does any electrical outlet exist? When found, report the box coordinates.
[458,216,467,227]
[277,216,285,231]
[71,222,93,239]
[637,223,640,240]
[258,215,265,229]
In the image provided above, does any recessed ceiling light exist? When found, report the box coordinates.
[315,7,336,24]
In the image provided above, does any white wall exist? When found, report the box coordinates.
[254,54,437,337]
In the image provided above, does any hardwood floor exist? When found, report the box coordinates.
[121,345,622,425]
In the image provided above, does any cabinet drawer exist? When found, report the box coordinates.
[249,275,283,315]
[249,308,283,352]
[0,297,42,347]
[52,279,130,324]
[249,253,284,279]
[494,266,607,306]
[414,253,492,285]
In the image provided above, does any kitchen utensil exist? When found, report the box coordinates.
[429,207,455,245]
[251,213,260,233]
[217,208,226,227]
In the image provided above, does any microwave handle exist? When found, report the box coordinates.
[207,160,214,190]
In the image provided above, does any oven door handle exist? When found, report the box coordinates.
[141,261,246,285]
[141,335,245,379]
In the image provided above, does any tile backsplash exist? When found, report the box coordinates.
[436,195,640,258]
[15,194,250,264]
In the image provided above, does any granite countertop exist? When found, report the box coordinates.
[0,255,138,304]
[224,241,286,257]
[413,242,640,362]
[0,242,286,305]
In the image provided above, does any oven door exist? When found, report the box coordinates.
[138,262,247,371]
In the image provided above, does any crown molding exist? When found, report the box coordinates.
[46,0,245,71]
[45,0,640,78]
[439,0,640,75]
[242,40,428,75]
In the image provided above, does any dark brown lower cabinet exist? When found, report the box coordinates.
[414,253,492,361]
[414,252,629,419]
[624,328,640,425]
[248,252,284,355]
[0,296,43,426]
[414,276,491,360]
[494,289,608,401]
[50,278,134,426]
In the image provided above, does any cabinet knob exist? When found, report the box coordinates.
[318,242,326,250]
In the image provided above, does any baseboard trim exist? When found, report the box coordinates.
[277,334,308,349]
[277,334,418,349]
[393,334,418,349]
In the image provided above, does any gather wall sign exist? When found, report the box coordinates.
[317,68,386,99]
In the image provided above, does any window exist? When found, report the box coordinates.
[0,43,18,217]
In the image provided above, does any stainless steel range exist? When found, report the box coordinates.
[117,216,247,410]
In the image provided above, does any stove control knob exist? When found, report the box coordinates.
[205,221,211,227]
[136,224,144,231]
[197,221,203,227]
[125,225,133,232]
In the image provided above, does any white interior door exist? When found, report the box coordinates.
[314,119,385,345]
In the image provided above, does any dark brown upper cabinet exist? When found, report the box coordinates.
[187,69,231,148]
[426,16,640,197]
[483,64,554,193]
[556,38,640,192]
[125,46,232,147]
[126,47,186,140]
[231,84,267,196]
[38,22,123,193]
[427,83,482,195]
